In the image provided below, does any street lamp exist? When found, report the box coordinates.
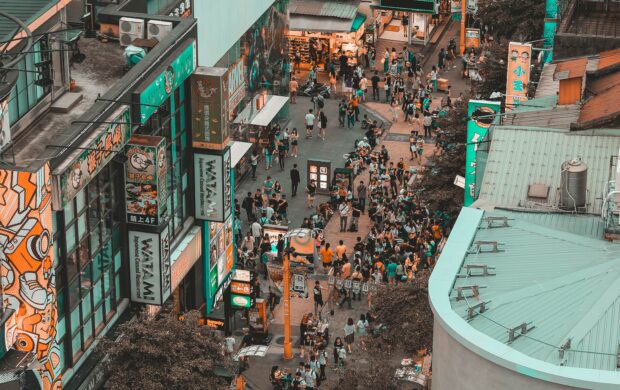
[282,247,296,360]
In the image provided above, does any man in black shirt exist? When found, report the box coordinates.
[242,192,254,221]
[371,71,380,101]
[290,164,301,196]
[278,195,289,223]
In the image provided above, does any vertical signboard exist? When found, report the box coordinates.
[191,67,230,150]
[465,100,500,206]
[227,58,247,120]
[55,106,131,210]
[125,135,168,226]
[128,227,172,305]
[139,41,197,124]
[194,148,232,222]
[506,42,532,110]
[0,164,62,389]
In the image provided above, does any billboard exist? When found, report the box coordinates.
[205,214,235,314]
[138,41,196,124]
[0,164,62,389]
[194,148,232,222]
[191,67,230,150]
[465,28,480,49]
[128,227,172,305]
[55,105,131,210]
[227,58,247,120]
[380,0,436,13]
[125,135,168,226]
[465,100,501,206]
[506,42,532,110]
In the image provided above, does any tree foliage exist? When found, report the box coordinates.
[477,0,545,42]
[477,40,509,100]
[101,310,233,390]
[368,269,434,355]
[413,101,468,218]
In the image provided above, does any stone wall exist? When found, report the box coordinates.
[554,33,620,60]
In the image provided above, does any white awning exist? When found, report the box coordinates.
[230,141,253,168]
[289,14,354,33]
[233,95,289,127]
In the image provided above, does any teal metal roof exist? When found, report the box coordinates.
[429,207,620,388]
[502,95,581,130]
[289,0,360,20]
[479,126,620,214]
[0,0,60,43]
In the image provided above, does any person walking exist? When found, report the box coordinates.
[277,141,286,170]
[346,104,355,128]
[306,179,317,208]
[333,337,344,366]
[423,111,432,138]
[318,110,328,140]
[390,97,398,122]
[371,71,380,101]
[317,346,328,382]
[359,74,368,102]
[338,201,350,232]
[264,144,273,170]
[290,164,300,197]
[290,128,299,158]
[338,99,346,127]
[250,150,259,180]
[305,109,315,139]
[356,181,367,213]
[289,76,298,103]
[344,318,355,353]
[356,314,369,349]
[430,65,438,91]
[320,242,334,271]
[313,281,324,317]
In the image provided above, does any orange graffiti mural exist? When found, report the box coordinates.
[0,164,62,389]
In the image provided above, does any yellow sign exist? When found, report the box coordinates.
[506,42,532,110]
[464,28,480,49]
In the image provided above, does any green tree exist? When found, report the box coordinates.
[101,310,234,390]
[477,0,546,42]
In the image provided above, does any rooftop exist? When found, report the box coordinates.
[478,125,620,214]
[554,57,587,80]
[502,95,580,130]
[11,37,125,165]
[452,208,620,371]
[564,1,620,37]
[288,0,359,19]
[429,207,620,388]
[598,48,620,70]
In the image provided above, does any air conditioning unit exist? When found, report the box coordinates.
[119,17,145,46]
[147,20,173,42]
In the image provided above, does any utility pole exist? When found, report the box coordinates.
[460,0,466,55]
[282,247,295,360]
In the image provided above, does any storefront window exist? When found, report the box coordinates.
[55,163,124,368]
[136,80,190,240]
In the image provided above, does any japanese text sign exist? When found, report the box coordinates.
[506,42,532,110]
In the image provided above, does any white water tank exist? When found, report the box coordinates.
[559,158,587,210]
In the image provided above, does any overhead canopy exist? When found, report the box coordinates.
[233,95,289,127]
[351,12,367,32]
[289,14,355,33]
[230,141,253,168]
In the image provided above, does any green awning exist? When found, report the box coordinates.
[351,12,367,32]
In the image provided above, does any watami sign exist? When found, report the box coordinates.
[128,227,171,305]
[193,148,232,222]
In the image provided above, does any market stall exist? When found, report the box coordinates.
[231,93,290,147]
[287,7,366,71]
[230,141,254,188]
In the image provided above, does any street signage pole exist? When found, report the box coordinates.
[283,248,294,360]
[460,0,466,55]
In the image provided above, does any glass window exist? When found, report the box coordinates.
[59,163,124,363]
[56,316,66,342]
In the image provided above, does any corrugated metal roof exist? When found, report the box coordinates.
[598,48,620,70]
[535,63,559,98]
[554,57,588,80]
[579,72,620,126]
[502,95,580,130]
[450,209,620,371]
[491,209,606,239]
[0,0,59,43]
[289,14,354,32]
[289,0,360,20]
[478,126,620,214]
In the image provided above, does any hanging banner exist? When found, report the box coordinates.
[138,40,196,124]
[0,164,62,389]
[194,148,232,222]
[54,105,131,210]
[465,100,501,206]
[191,67,230,150]
[125,135,168,226]
[465,28,480,49]
[128,226,172,305]
[506,42,532,110]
